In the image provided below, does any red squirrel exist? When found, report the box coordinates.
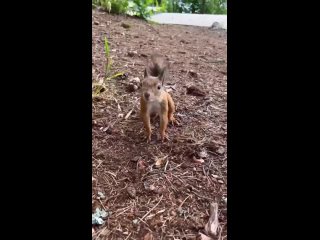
[140,54,176,142]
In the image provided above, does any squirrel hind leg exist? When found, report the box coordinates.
[167,93,179,125]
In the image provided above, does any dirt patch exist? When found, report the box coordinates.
[92,9,227,240]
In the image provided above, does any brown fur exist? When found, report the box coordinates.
[140,54,175,142]
[144,54,169,86]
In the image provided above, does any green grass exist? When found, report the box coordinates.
[92,36,124,97]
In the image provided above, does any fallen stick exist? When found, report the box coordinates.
[204,202,219,237]
[140,195,163,221]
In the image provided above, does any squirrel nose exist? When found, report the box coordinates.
[144,92,150,99]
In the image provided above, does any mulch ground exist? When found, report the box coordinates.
[92,9,227,240]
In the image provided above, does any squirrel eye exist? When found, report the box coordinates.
[157,85,161,90]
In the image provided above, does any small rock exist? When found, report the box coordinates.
[188,70,198,78]
[180,39,189,44]
[216,147,225,155]
[94,21,99,25]
[129,77,140,85]
[92,208,108,225]
[199,150,208,158]
[121,22,131,29]
[211,174,219,179]
[118,113,124,118]
[127,186,136,198]
[97,192,105,199]
[126,83,138,92]
[218,180,224,184]
[186,86,206,97]
[209,21,222,30]
[128,51,137,57]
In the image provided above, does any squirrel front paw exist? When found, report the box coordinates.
[169,116,180,126]
[160,133,170,142]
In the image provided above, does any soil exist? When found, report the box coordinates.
[92,9,227,240]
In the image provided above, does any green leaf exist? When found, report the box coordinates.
[106,72,125,80]
[104,36,110,58]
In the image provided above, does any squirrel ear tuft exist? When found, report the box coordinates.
[158,69,167,86]
[144,68,149,78]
